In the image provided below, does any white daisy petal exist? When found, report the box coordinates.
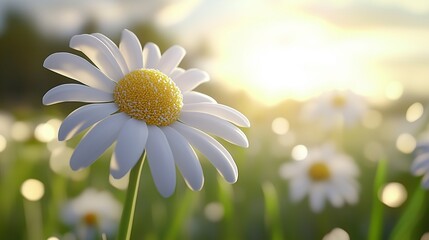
[70,113,129,170]
[174,69,210,92]
[290,176,309,202]
[157,45,186,75]
[162,126,204,191]
[327,185,344,208]
[170,67,185,79]
[59,103,118,141]
[143,42,161,69]
[43,52,116,92]
[411,152,429,176]
[42,84,113,105]
[119,29,143,71]
[332,158,359,178]
[146,126,176,197]
[70,34,123,81]
[334,177,358,205]
[92,33,129,75]
[180,112,249,147]
[172,122,237,183]
[422,172,429,189]
[309,184,326,212]
[182,103,250,127]
[183,91,217,104]
[111,119,148,179]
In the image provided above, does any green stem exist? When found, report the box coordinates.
[368,159,387,240]
[262,182,283,240]
[116,152,146,240]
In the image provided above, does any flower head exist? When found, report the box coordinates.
[301,90,367,129]
[61,188,121,239]
[280,144,359,212]
[411,139,429,189]
[43,29,250,197]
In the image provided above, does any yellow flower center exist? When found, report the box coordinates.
[83,212,98,226]
[332,94,347,108]
[308,162,331,181]
[113,69,183,126]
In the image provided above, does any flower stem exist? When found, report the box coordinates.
[117,152,146,240]
[368,159,387,240]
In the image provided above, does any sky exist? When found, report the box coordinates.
[1,0,429,105]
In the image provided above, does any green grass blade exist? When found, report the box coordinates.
[218,177,236,240]
[164,190,196,240]
[390,186,426,240]
[262,181,283,240]
[368,159,388,240]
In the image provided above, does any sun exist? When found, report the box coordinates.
[205,8,383,106]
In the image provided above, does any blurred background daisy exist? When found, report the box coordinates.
[1,0,429,239]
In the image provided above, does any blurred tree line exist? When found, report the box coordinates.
[0,11,173,113]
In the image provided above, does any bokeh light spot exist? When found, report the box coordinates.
[292,145,307,161]
[406,102,424,123]
[396,133,416,154]
[21,179,45,201]
[271,117,289,135]
[380,182,407,208]
[34,123,55,142]
[322,227,350,240]
[204,202,224,222]
[421,232,429,240]
[11,121,32,142]
[0,134,7,152]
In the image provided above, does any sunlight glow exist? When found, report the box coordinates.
[385,81,403,101]
[208,7,391,105]
[156,0,201,27]
[380,182,407,208]
[21,179,45,201]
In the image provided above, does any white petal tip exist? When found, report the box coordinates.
[110,171,126,180]
[224,174,238,184]
[186,178,204,191]
[43,54,54,69]
[159,189,175,198]
[42,94,54,105]
[70,162,81,171]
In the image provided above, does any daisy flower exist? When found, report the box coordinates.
[279,144,359,212]
[411,139,429,189]
[61,188,121,239]
[301,90,367,129]
[42,29,250,197]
